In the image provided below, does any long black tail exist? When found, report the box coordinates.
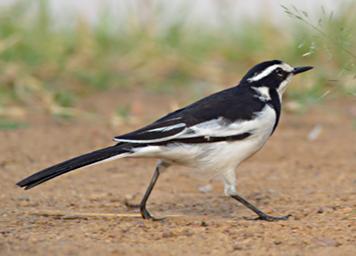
[17,144,129,190]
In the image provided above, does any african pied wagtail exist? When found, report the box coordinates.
[17,60,313,221]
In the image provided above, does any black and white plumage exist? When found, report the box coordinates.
[17,60,313,221]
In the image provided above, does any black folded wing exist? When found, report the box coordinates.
[115,86,265,145]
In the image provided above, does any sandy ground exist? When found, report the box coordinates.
[0,89,355,256]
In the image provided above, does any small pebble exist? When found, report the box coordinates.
[198,184,213,193]
[200,221,208,227]
[162,230,174,238]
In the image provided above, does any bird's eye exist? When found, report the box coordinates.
[276,68,284,77]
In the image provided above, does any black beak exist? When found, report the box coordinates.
[292,66,314,75]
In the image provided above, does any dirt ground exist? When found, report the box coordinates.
[0,88,355,256]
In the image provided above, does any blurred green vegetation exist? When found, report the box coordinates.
[0,118,27,130]
[0,0,355,119]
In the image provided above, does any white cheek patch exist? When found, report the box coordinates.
[252,86,271,101]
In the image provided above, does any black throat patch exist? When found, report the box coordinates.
[267,88,281,134]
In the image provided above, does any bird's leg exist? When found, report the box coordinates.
[139,160,169,221]
[223,170,290,221]
[230,193,291,221]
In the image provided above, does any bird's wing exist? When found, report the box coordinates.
[114,87,265,144]
[114,114,254,144]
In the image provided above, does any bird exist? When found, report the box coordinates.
[17,60,313,221]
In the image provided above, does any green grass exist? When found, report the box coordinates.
[0,119,28,130]
[0,0,355,119]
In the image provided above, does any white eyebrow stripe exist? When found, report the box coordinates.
[247,64,281,82]
[247,63,293,82]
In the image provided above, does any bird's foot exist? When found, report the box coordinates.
[140,206,165,221]
[253,213,291,222]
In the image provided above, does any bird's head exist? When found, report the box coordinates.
[241,60,313,95]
